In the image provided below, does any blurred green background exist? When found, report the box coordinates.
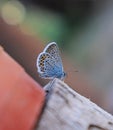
[0,0,113,114]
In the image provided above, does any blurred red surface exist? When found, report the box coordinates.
[0,46,45,130]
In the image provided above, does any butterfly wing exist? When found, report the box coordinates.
[37,52,63,79]
[44,42,63,68]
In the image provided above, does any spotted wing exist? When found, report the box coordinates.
[37,52,62,79]
[44,42,63,68]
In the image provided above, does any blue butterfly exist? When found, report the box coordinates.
[36,42,66,80]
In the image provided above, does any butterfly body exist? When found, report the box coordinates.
[37,42,65,80]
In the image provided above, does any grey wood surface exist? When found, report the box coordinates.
[37,78,113,130]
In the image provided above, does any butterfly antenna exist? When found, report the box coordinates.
[66,69,79,73]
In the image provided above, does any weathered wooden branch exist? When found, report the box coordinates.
[37,78,113,130]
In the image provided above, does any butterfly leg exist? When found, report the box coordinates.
[43,78,56,99]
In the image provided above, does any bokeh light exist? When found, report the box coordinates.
[1,0,26,25]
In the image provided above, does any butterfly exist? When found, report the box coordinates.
[36,42,66,80]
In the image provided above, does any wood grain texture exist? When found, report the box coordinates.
[37,78,113,130]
